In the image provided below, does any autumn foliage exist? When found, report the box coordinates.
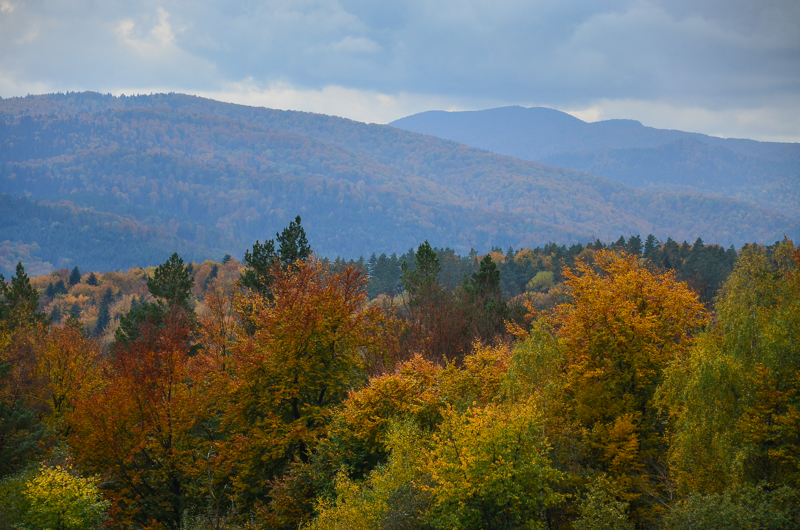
[1,237,799,529]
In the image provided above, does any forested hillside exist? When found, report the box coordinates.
[0,92,793,278]
[391,106,800,219]
[0,194,224,275]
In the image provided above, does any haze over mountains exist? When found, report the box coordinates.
[1,92,796,275]
[391,107,800,219]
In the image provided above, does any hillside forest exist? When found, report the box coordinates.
[1,92,795,279]
[1,215,798,529]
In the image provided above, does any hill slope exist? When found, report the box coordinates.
[390,107,800,218]
[0,93,794,273]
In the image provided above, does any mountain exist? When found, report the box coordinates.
[390,107,800,218]
[0,92,794,273]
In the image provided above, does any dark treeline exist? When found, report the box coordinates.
[338,233,737,306]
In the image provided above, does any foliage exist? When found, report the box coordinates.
[659,240,800,493]
[519,250,707,525]
[69,310,195,529]
[573,477,634,530]
[0,464,108,530]
[665,483,800,530]
[221,256,390,512]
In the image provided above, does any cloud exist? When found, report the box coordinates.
[190,79,491,124]
[0,0,797,141]
[329,36,382,54]
[116,7,177,55]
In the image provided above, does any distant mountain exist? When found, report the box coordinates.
[0,93,794,273]
[390,107,800,218]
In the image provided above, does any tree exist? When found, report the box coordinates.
[147,253,194,311]
[0,263,49,477]
[529,250,706,524]
[241,216,311,296]
[70,309,195,529]
[276,215,310,266]
[659,240,800,493]
[0,465,109,530]
[94,287,113,337]
[115,253,194,348]
[35,318,102,433]
[0,263,46,329]
[221,257,388,512]
[307,402,563,530]
[68,266,82,286]
[399,242,470,362]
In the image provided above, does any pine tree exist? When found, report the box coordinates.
[69,266,82,286]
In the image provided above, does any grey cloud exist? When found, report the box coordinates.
[0,0,798,128]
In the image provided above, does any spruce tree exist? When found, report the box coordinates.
[69,266,82,286]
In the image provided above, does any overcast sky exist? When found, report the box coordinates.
[1,0,798,141]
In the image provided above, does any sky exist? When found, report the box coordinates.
[1,0,799,142]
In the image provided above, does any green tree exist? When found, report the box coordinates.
[659,240,800,493]
[241,216,312,296]
[115,253,195,347]
[94,288,113,337]
[0,263,45,329]
[68,266,81,286]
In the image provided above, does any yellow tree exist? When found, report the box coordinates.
[34,319,102,433]
[524,250,705,523]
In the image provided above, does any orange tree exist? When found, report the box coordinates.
[220,256,391,514]
[68,253,198,529]
[69,311,195,530]
[515,250,706,525]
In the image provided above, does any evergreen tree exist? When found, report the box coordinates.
[95,287,113,336]
[53,280,68,296]
[241,216,311,295]
[69,266,82,286]
[644,234,659,260]
[0,262,45,328]
[400,241,441,298]
[115,253,195,348]
[626,235,643,256]
[147,253,194,311]
[86,272,98,286]
[276,215,311,266]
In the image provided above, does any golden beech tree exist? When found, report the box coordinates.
[220,256,392,512]
[34,319,102,433]
[69,310,194,530]
[518,250,706,524]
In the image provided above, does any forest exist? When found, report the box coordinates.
[1,215,797,529]
[1,92,794,274]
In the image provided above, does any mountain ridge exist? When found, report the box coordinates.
[0,92,794,274]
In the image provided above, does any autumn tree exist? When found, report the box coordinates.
[34,318,102,434]
[514,250,706,525]
[399,241,470,362]
[221,256,389,513]
[0,263,49,477]
[70,311,195,529]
